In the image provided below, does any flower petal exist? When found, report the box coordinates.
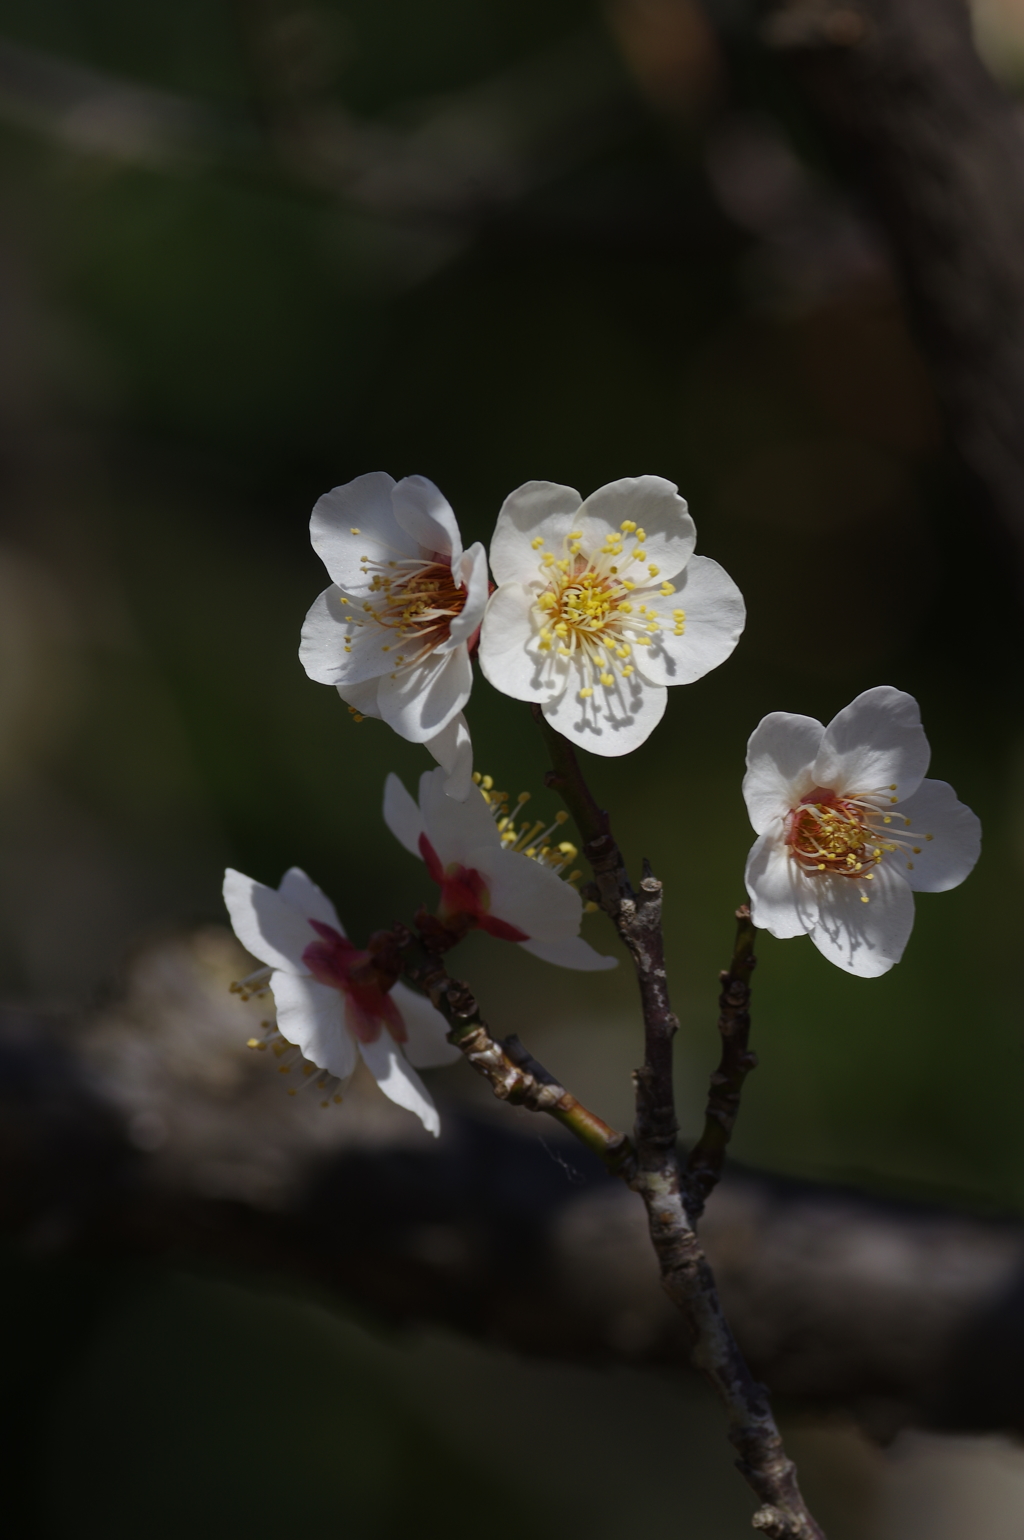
[335,676,382,718]
[632,556,745,688]
[447,543,490,648]
[223,869,316,973]
[808,863,914,977]
[478,583,562,703]
[489,481,582,586]
[377,645,472,742]
[519,935,618,971]
[744,831,818,937]
[392,475,462,564]
[277,867,344,932]
[300,588,395,688]
[270,971,357,1081]
[383,772,427,857]
[391,982,462,1067]
[425,712,474,801]
[419,768,499,864]
[889,778,982,893]
[310,472,404,594]
[542,670,667,757]
[814,687,931,802]
[358,1036,440,1136]
[475,844,583,939]
[743,713,825,835]
[577,476,696,580]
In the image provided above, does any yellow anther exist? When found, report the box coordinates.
[889,784,897,791]
[600,672,614,686]
[542,552,555,566]
[558,842,578,859]
[554,810,569,824]
[620,520,637,533]
[350,527,360,534]
[860,894,869,903]
[634,528,646,542]
[531,536,545,549]
[579,686,594,699]
[516,790,530,803]
[925,833,934,841]
[584,900,599,914]
[660,582,675,597]
[647,565,660,578]
[912,846,921,854]
[568,530,583,539]
[634,549,646,561]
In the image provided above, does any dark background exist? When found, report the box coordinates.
[1,2,1022,1536]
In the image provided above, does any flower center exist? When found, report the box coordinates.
[418,833,530,943]
[530,523,684,701]
[359,557,466,663]
[784,786,934,900]
[786,791,880,878]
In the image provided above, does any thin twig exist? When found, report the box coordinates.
[533,707,824,1540]
[398,931,636,1180]
[684,908,759,1222]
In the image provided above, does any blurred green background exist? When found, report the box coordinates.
[1,1,1022,1535]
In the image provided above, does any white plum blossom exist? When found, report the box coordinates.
[383,766,618,971]
[742,687,981,978]
[300,472,488,798]
[223,865,460,1135]
[478,476,745,755]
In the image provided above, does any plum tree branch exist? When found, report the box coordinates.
[534,707,824,1539]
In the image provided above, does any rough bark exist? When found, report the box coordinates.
[3,989,1024,1447]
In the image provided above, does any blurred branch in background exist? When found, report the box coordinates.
[758,0,1024,567]
[6,927,1024,1445]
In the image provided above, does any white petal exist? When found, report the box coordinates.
[335,675,382,718]
[425,713,474,801]
[277,867,344,932]
[377,646,472,742]
[519,935,618,971]
[478,583,562,703]
[743,713,825,835]
[222,869,316,973]
[419,769,499,864]
[888,778,982,893]
[489,481,582,586]
[542,668,667,757]
[477,845,583,939]
[391,982,462,1067]
[632,556,745,688]
[809,863,915,977]
[447,543,490,648]
[270,971,357,1081]
[392,475,462,564]
[358,1036,440,1136]
[576,476,696,580]
[382,773,427,857]
[814,687,931,802]
[310,473,405,594]
[744,831,818,938]
[300,588,394,688]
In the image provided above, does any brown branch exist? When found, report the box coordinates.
[534,708,825,1539]
[398,936,636,1180]
[758,0,1024,565]
[684,908,759,1222]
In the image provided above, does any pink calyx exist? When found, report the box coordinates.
[418,834,529,943]
[302,920,407,1043]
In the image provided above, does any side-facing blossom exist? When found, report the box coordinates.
[299,472,488,796]
[742,687,981,977]
[223,865,460,1135]
[478,476,745,755]
[383,766,617,971]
